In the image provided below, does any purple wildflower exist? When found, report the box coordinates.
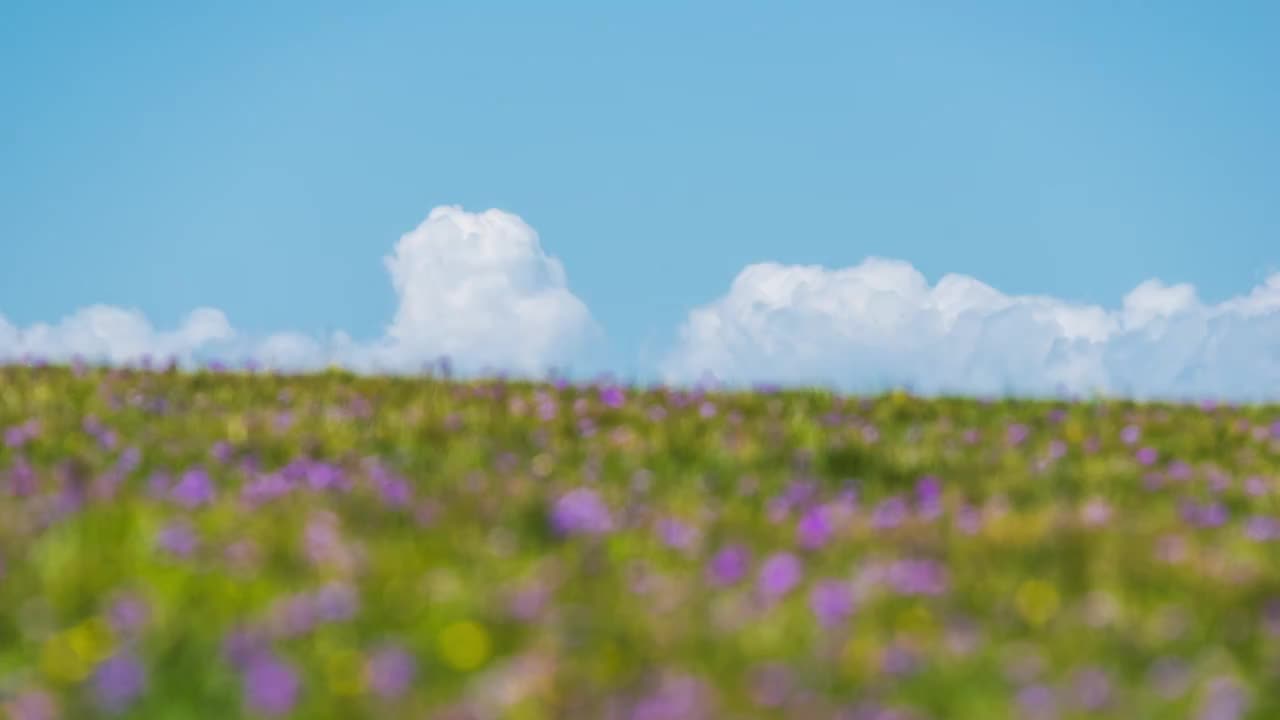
[223,627,267,670]
[784,480,818,508]
[4,690,58,720]
[241,472,294,506]
[1168,461,1194,481]
[508,584,549,621]
[155,522,197,558]
[796,506,832,550]
[1263,601,1280,637]
[92,652,146,714]
[1007,423,1030,446]
[4,420,39,448]
[91,468,126,501]
[312,583,358,622]
[1136,447,1159,466]
[366,645,416,700]
[1199,676,1249,720]
[955,504,982,535]
[707,544,751,586]
[304,512,347,569]
[3,427,24,449]
[1148,657,1191,699]
[1245,516,1280,541]
[551,488,613,536]
[146,472,170,500]
[766,496,791,524]
[656,517,698,551]
[1120,425,1141,445]
[1071,667,1112,711]
[1182,501,1228,529]
[106,593,150,637]
[117,446,142,474]
[630,674,712,720]
[1080,498,1112,527]
[210,441,234,464]
[270,594,317,638]
[598,385,626,409]
[872,497,908,529]
[916,476,942,519]
[537,398,559,421]
[225,539,261,573]
[243,654,300,717]
[375,471,412,507]
[98,429,118,451]
[758,552,803,599]
[809,580,855,627]
[7,457,36,496]
[886,558,948,596]
[1016,684,1059,720]
[170,468,214,508]
[880,644,917,676]
[1245,475,1270,497]
[749,664,793,708]
[1156,534,1189,564]
[304,461,347,492]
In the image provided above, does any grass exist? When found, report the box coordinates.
[0,364,1278,718]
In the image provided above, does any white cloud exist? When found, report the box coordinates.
[0,206,600,377]
[7,208,1279,401]
[372,205,599,374]
[0,306,235,365]
[661,258,1280,401]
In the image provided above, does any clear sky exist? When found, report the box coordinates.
[3,2,1279,398]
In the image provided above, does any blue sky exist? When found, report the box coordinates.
[3,2,1279,398]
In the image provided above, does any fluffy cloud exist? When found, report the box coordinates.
[661,258,1280,401]
[360,206,599,374]
[0,206,600,377]
[0,306,234,365]
[7,209,1280,402]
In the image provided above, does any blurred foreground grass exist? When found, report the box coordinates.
[1,365,1279,719]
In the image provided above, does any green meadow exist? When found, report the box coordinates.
[1,364,1278,719]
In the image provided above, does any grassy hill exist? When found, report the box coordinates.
[1,364,1278,718]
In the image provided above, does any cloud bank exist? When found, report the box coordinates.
[0,206,600,378]
[661,258,1280,401]
[0,306,236,365]
[3,207,1279,401]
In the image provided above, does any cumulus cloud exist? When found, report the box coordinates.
[661,258,1280,401]
[0,306,234,366]
[361,205,599,374]
[8,207,1280,401]
[0,206,600,377]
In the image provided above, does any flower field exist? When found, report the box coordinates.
[1,364,1279,719]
